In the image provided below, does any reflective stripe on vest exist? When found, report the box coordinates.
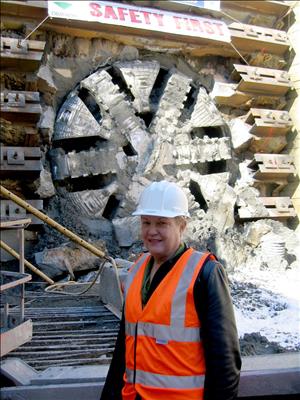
[125,321,200,342]
[126,368,205,389]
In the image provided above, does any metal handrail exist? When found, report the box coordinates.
[0,185,123,300]
[0,239,54,285]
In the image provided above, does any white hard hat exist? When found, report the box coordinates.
[132,181,190,218]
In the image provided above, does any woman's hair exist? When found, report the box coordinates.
[175,216,188,234]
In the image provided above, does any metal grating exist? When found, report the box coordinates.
[2,290,120,371]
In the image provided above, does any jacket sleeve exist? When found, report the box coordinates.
[194,260,242,400]
[100,310,125,400]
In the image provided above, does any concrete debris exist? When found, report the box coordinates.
[244,220,272,247]
[229,118,253,153]
[37,105,55,142]
[34,168,56,198]
[183,171,236,232]
[114,258,134,270]
[236,187,270,218]
[37,64,57,106]
[34,240,107,279]
[112,216,141,247]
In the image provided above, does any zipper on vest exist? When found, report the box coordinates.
[133,322,138,384]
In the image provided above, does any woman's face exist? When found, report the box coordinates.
[141,215,186,264]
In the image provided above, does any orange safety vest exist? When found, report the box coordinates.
[122,248,215,400]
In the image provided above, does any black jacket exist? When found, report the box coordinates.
[101,248,241,400]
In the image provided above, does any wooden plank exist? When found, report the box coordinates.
[31,332,117,340]
[233,64,290,80]
[0,218,32,228]
[263,209,296,219]
[0,319,32,357]
[238,368,300,397]
[261,197,296,218]
[29,328,118,336]
[0,271,32,292]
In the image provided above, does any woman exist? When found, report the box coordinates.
[101,180,241,400]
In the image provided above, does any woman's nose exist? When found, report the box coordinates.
[148,224,158,235]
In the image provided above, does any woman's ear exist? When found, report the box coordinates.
[179,217,187,235]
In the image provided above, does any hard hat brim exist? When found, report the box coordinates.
[132,209,190,218]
